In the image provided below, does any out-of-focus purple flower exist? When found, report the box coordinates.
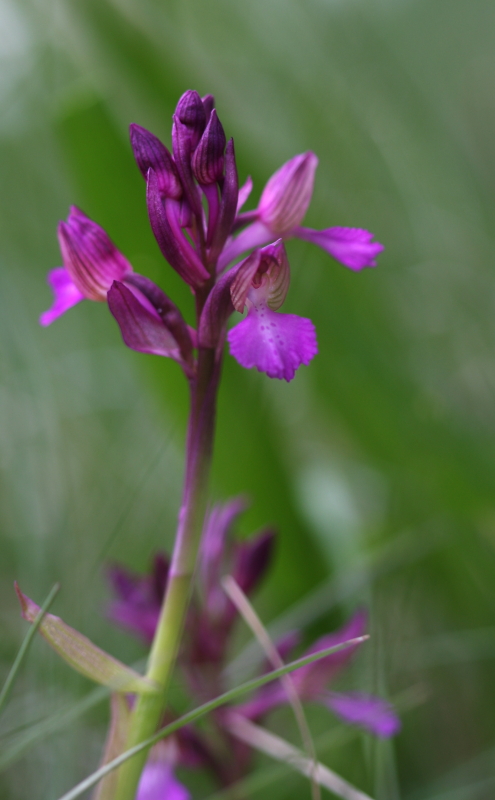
[227,240,317,381]
[324,692,401,738]
[136,761,190,800]
[106,553,168,644]
[235,607,400,738]
[220,152,383,273]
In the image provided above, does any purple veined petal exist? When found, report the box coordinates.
[217,220,273,272]
[237,176,253,212]
[258,152,318,234]
[58,207,133,300]
[136,761,190,800]
[106,554,168,643]
[295,226,384,271]
[39,267,85,326]
[228,302,317,382]
[107,280,184,362]
[324,692,401,738]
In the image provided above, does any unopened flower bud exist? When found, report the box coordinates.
[130,124,182,199]
[201,94,215,123]
[174,90,206,150]
[191,110,226,185]
[258,152,318,234]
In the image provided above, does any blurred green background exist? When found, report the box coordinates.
[2,0,495,797]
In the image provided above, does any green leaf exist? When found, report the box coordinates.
[15,584,159,695]
[0,583,60,718]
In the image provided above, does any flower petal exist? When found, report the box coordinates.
[296,226,383,271]
[228,303,317,382]
[39,268,85,326]
[58,207,133,300]
[324,692,401,737]
[291,608,368,699]
[136,762,190,800]
[107,281,183,360]
[258,152,318,234]
[237,176,253,212]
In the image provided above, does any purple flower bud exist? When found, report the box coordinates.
[201,94,215,123]
[208,138,239,262]
[258,152,318,234]
[192,110,226,185]
[232,528,276,596]
[130,124,182,199]
[146,169,209,286]
[174,90,206,150]
[57,206,133,301]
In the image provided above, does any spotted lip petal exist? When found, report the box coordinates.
[295,226,384,271]
[227,301,317,382]
[58,207,133,300]
[39,267,85,326]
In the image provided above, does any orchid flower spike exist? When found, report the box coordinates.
[227,240,318,381]
[221,152,384,273]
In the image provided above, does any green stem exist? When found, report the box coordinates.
[114,342,221,800]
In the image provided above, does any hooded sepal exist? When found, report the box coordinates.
[15,583,159,694]
[258,152,318,234]
[130,124,182,199]
[57,206,133,301]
